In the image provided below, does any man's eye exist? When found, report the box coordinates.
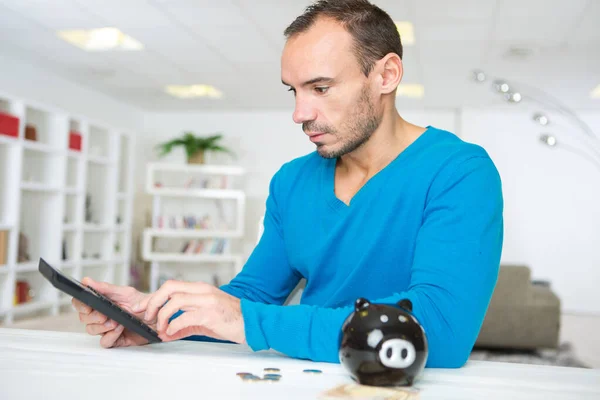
[315,87,329,94]
[288,88,296,96]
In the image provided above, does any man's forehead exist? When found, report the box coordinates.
[281,18,356,83]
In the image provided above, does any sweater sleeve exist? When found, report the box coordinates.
[218,165,301,304]
[240,156,504,367]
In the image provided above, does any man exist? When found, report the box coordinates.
[73,0,503,368]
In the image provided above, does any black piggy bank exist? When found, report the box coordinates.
[338,297,428,387]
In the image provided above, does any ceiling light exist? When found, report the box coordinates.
[493,80,510,93]
[472,70,486,83]
[533,113,549,126]
[396,84,424,98]
[394,22,415,46]
[505,92,522,103]
[539,134,557,147]
[165,84,223,99]
[591,84,600,99]
[58,28,143,51]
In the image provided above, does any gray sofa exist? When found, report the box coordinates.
[474,264,561,350]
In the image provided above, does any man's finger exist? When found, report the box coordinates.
[144,281,211,322]
[80,310,108,325]
[164,310,208,337]
[81,277,123,300]
[86,320,117,336]
[132,293,151,314]
[155,293,199,332]
[72,298,91,314]
[99,324,124,348]
[161,325,216,342]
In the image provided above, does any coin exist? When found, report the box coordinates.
[236,372,253,376]
[264,367,280,372]
[241,375,261,382]
[261,377,280,383]
[303,369,323,374]
[263,374,281,379]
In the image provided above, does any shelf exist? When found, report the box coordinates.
[144,228,242,239]
[64,187,82,195]
[83,224,112,232]
[22,140,63,154]
[60,261,77,268]
[87,155,112,165]
[0,134,18,145]
[15,262,39,272]
[0,92,135,325]
[147,188,245,199]
[80,259,110,267]
[148,163,246,175]
[21,182,61,192]
[67,150,82,159]
[62,224,77,232]
[144,253,241,263]
[12,300,54,316]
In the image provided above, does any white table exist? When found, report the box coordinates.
[0,328,599,400]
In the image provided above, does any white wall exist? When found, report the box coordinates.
[0,53,142,130]
[139,109,457,265]
[461,108,600,314]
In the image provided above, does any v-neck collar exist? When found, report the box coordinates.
[323,126,435,212]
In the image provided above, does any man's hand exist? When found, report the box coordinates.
[72,277,154,348]
[140,280,246,344]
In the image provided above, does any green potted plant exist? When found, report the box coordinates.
[155,132,235,164]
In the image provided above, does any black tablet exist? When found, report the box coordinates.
[38,257,162,344]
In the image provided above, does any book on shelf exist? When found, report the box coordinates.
[180,238,229,255]
[183,176,230,190]
[0,230,7,265]
[0,111,19,137]
[69,131,82,151]
[14,280,33,304]
[155,214,230,230]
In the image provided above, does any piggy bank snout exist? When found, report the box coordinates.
[379,338,416,369]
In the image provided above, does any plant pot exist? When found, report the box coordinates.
[188,151,205,164]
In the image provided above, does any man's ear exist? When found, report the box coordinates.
[377,53,403,95]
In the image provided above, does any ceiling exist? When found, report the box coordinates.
[0,0,598,111]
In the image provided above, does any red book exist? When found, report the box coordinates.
[69,131,82,151]
[16,280,31,304]
[0,111,19,138]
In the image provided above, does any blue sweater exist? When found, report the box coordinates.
[187,126,503,368]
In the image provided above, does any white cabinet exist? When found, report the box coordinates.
[0,91,135,324]
[142,163,246,292]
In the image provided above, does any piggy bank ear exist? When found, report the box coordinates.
[355,298,370,311]
[397,299,413,312]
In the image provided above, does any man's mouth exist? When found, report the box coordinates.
[306,132,326,142]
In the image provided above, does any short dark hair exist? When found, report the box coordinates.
[284,0,402,77]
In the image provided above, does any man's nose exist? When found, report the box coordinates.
[292,97,317,125]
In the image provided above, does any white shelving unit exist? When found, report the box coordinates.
[0,91,135,324]
[142,163,246,292]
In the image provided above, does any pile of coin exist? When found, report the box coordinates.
[237,367,323,383]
